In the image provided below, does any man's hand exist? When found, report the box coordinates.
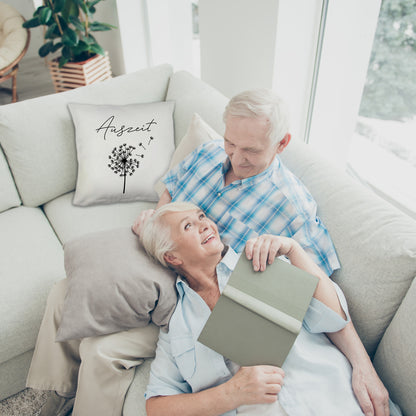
[225,365,284,408]
[352,363,390,416]
[245,235,296,271]
[131,209,156,236]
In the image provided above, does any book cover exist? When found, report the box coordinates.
[198,255,319,367]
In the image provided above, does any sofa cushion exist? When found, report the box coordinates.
[373,277,416,416]
[280,141,416,357]
[123,358,153,416]
[0,206,65,364]
[154,113,222,196]
[0,145,20,213]
[68,101,175,206]
[166,70,228,146]
[0,64,173,207]
[43,192,155,244]
[56,228,177,341]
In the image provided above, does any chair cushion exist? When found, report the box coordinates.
[0,64,173,207]
[0,206,64,364]
[0,4,27,69]
[280,141,416,357]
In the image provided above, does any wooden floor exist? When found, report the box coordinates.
[0,56,55,105]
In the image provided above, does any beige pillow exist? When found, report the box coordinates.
[56,227,177,341]
[154,113,223,196]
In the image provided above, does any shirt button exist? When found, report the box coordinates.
[217,192,222,197]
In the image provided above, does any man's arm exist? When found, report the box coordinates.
[327,324,390,416]
[245,235,390,416]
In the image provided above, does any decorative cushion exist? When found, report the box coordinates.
[56,227,178,342]
[0,64,173,207]
[154,113,222,196]
[68,101,175,206]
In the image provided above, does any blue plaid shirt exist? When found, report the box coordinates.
[163,140,340,275]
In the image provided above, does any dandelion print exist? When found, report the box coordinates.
[108,144,143,194]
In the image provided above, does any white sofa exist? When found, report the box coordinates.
[0,64,415,416]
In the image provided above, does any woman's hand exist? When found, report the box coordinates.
[245,235,297,271]
[131,209,156,236]
[225,365,285,407]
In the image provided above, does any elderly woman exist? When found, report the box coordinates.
[140,202,400,416]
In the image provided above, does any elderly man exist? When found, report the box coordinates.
[135,89,338,276]
[28,90,388,416]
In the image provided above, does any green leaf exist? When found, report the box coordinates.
[76,40,90,52]
[69,16,85,32]
[38,41,54,57]
[89,22,115,31]
[61,45,72,59]
[39,7,53,24]
[62,0,79,21]
[82,34,95,45]
[22,17,41,28]
[44,23,59,39]
[59,55,69,68]
[53,0,65,13]
[74,0,88,14]
[89,43,105,56]
[51,42,63,53]
[62,28,79,46]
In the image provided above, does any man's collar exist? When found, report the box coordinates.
[221,156,279,187]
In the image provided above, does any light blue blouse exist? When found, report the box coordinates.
[145,248,399,415]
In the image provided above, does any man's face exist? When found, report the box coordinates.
[224,116,279,179]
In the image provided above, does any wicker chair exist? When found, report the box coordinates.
[0,2,30,103]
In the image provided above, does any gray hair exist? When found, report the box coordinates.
[223,89,290,145]
[140,202,200,267]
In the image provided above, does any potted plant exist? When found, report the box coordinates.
[23,0,116,92]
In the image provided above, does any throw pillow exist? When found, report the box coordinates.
[154,113,223,196]
[56,227,178,342]
[68,101,175,206]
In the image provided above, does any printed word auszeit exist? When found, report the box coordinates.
[96,116,157,140]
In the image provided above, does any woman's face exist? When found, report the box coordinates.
[163,209,224,266]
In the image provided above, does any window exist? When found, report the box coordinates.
[347,0,416,218]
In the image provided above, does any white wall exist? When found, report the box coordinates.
[110,0,150,75]
[198,0,323,144]
[199,0,280,98]
[146,0,194,72]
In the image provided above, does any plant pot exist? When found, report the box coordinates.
[47,52,112,93]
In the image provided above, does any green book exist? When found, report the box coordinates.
[198,255,319,367]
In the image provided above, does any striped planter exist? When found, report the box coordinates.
[47,52,112,93]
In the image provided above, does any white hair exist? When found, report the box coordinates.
[223,89,290,145]
[140,202,200,267]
